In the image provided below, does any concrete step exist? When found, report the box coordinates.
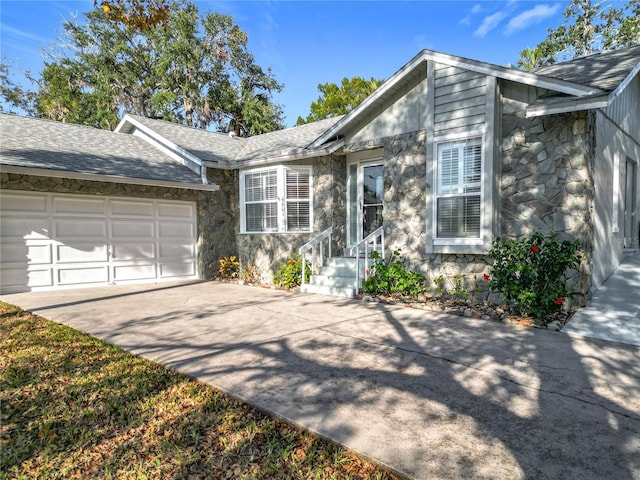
[309,274,358,289]
[300,283,356,298]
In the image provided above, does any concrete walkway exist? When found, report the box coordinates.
[2,282,639,480]
[563,253,640,346]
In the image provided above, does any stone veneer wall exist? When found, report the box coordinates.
[0,171,238,281]
[344,130,428,267]
[341,114,595,306]
[499,110,595,305]
[235,155,347,283]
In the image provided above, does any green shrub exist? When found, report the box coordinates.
[274,255,311,289]
[486,231,581,319]
[362,249,425,298]
[219,255,240,279]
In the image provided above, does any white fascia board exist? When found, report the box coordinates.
[115,114,210,176]
[607,60,640,103]
[204,138,345,169]
[310,49,603,149]
[421,50,603,96]
[525,95,609,118]
[1,165,220,191]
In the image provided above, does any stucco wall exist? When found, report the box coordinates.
[0,172,235,281]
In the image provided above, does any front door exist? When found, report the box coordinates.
[348,161,384,247]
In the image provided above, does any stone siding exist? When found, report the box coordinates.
[236,155,347,282]
[0,172,237,280]
[499,111,595,305]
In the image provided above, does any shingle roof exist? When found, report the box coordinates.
[121,114,343,165]
[534,44,640,92]
[123,114,241,164]
[0,113,209,187]
[235,116,344,163]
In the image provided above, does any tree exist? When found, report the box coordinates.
[296,76,383,125]
[24,0,284,134]
[96,0,170,30]
[0,61,35,114]
[517,0,640,70]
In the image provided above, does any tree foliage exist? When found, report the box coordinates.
[518,0,640,70]
[296,76,383,125]
[7,0,284,134]
[96,0,170,30]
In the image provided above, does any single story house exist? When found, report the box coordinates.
[1,45,639,305]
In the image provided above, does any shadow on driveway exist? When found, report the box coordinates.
[3,281,639,479]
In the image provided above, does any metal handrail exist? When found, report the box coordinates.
[349,226,384,291]
[299,227,333,286]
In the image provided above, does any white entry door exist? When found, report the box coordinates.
[0,190,198,293]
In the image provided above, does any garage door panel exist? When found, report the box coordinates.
[1,191,198,292]
[56,244,109,263]
[158,202,194,218]
[1,267,53,289]
[57,265,109,285]
[1,243,52,265]
[159,221,194,238]
[1,217,50,239]
[112,263,156,281]
[54,197,105,215]
[159,261,196,278]
[111,220,154,238]
[112,242,155,261]
[0,193,48,215]
[55,220,107,238]
[159,243,195,259]
[110,200,154,217]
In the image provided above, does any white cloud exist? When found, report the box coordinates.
[474,11,508,38]
[504,4,562,35]
[460,4,483,26]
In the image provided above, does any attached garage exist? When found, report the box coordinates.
[1,113,222,294]
[0,190,198,293]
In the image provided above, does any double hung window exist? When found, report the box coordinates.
[436,137,482,238]
[241,166,311,233]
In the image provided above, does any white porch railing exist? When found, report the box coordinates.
[299,227,333,286]
[349,226,385,291]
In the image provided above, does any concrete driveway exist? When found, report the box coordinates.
[3,281,639,480]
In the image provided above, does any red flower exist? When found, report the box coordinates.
[555,297,564,305]
[530,245,540,253]
[288,259,295,266]
[483,273,491,281]
[365,269,370,276]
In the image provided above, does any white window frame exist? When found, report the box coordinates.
[432,134,485,246]
[240,165,313,234]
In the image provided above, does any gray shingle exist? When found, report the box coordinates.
[0,113,205,185]
[534,44,640,92]
[125,114,243,164]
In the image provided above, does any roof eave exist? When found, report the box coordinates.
[208,138,345,169]
[1,164,220,191]
[525,94,610,118]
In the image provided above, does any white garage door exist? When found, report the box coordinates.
[0,190,198,293]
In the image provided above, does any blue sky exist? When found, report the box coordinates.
[0,1,614,126]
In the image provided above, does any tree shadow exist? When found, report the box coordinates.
[74,286,640,479]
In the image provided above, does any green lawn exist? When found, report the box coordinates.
[0,302,401,480]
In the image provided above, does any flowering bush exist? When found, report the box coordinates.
[362,250,425,298]
[274,254,311,289]
[486,232,581,320]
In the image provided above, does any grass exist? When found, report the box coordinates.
[0,302,402,480]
